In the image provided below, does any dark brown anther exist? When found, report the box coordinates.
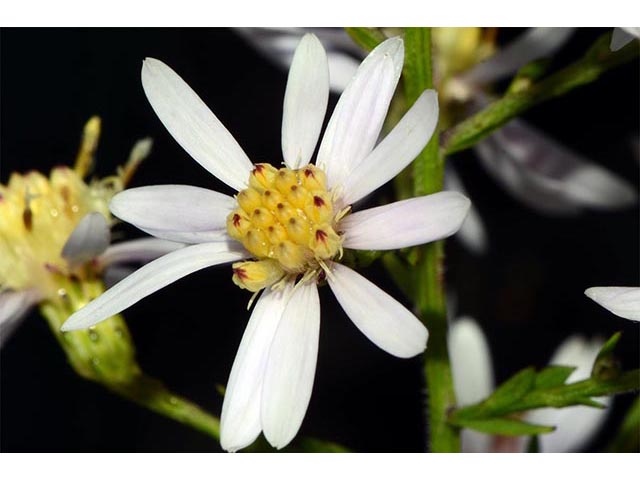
[304,168,314,178]
[23,206,33,231]
[313,196,325,207]
[232,214,241,227]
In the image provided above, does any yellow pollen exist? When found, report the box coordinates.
[226,164,344,285]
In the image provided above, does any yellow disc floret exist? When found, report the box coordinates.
[227,163,343,292]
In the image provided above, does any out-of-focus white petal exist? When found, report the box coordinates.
[261,281,320,449]
[611,28,640,51]
[341,192,471,251]
[526,336,610,452]
[327,262,428,358]
[475,119,637,214]
[61,212,110,266]
[585,287,640,322]
[317,37,404,190]
[448,317,494,452]
[449,317,494,406]
[141,58,253,191]
[61,242,247,331]
[462,28,575,85]
[340,90,439,206]
[96,238,186,269]
[220,284,293,452]
[0,289,41,347]
[282,33,329,169]
[234,27,361,93]
[444,167,488,254]
[109,185,236,244]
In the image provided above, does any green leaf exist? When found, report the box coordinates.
[443,32,639,155]
[534,366,576,389]
[455,418,555,437]
[485,367,536,410]
[344,27,386,52]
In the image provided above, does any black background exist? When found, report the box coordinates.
[1,28,638,452]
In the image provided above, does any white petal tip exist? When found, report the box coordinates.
[584,287,640,322]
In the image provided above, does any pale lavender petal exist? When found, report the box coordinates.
[340,89,439,206]
[462,28,575,85]
[61,242,247,331]
[585,287,640,322]
[261,281,320,449]
[96,238,186,269]
[220,284,293,452]
[475,119,637,214]
[142,58,253,191]
[444,167,488,254]
[0,289,41,347]
[341,192,471,251]
[109,185,236,244]
[61,212,110,266]
[317,37,404,190]
[611,28,640,51]
[282,33,329,169]
[327,262,428,358]
[526,336,611,452]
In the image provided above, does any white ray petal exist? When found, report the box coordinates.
[282,33,329,169]
[444,167,488,254]
[584,287,640,322]
[61,242,247,331]
[526,336,610,452]
[141,58,253,191]
[61,212,110,266]
[610,28,640,51]
[341,192,471,251]
[462,28,575,85]
[327,262,428,358]
[0,289,41,347]
[96,238,186,269]
[261,281,320,449]
[109,185,236,244]
[475,119,637,214]
[448,317,495,452]
[220,284,292,452]
[340,89,439,205]
[317,37,404,189]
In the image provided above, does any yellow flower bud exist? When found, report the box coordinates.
[299,165,327,191]
[274,168,298,194]
[226,209,251,240]
[309,225,341,259]
[249,163,278,190]
[237,188,262,213]
[231,259,284,292]
[242,228,271,258]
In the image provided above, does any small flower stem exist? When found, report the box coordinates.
[40,277,220,441]
[404,27,460,452]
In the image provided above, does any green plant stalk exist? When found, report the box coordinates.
[41,276,221,440]
[443,32,639,155]
[607,396,640,452]
[404,27,459,453]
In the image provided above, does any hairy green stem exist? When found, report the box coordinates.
[404,27,459,453]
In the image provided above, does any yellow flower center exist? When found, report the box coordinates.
[0,167,115,299]
[227,163,344,292]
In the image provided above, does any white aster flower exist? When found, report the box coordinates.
[449,318,611,452]
[585,287,640,322]
[61,34,470,451]
[0,119,183,346]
